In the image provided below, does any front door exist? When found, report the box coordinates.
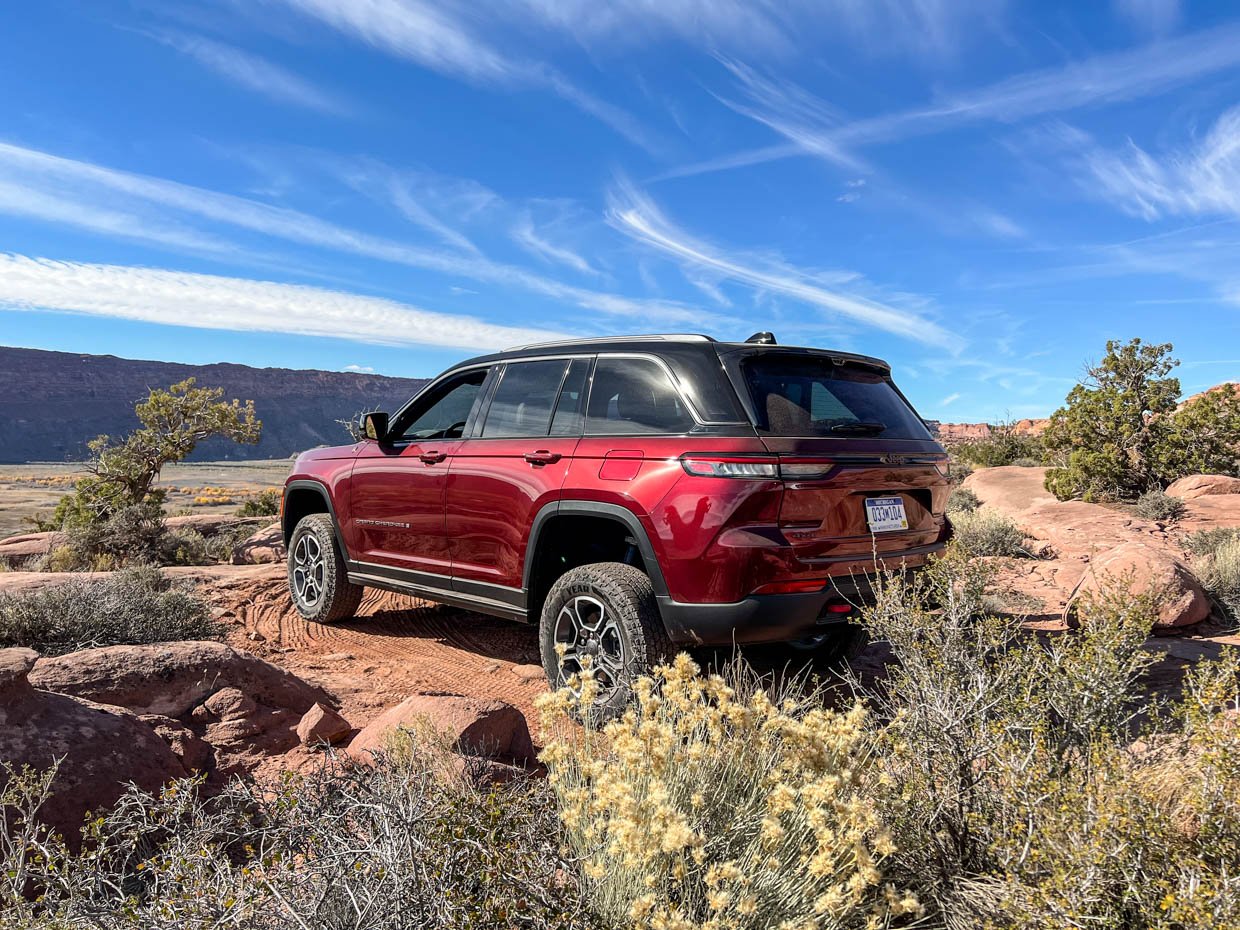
[349,368,489,580]
[446,357,589,598]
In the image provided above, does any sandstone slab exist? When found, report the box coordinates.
[0,530,66,561]
[1166,475,1240,500]
[29,641,328,718]
[961,466,1057,516]
[0,647,186,846]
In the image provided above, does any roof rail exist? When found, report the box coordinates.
[504,333,716,351]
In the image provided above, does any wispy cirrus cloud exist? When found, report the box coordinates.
[0,140,712,327]
[671,23,1240,180]
[1070,106,1240,221]
[605,179,958,348]
[150,32,353,115]
[0,254,566,351]
[511,215,596,275]
[1113,0,1181,35]
[270,0,658,152]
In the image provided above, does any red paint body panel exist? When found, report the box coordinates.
[350,439,461,574]
[445,437,579,587]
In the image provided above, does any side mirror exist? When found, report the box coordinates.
[359,411,389,442]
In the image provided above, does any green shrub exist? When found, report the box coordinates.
[1135,488,1187,523]
[1043,339,1240,501]
[0,567,220,656]
[2,739,593,930]
[950,507,1029,557]
[854,552,1240,929]
[1010,457,1041,468]
[947,486,982,513]
[236,488,280,518]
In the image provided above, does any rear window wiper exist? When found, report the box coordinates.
[826,421,886,436]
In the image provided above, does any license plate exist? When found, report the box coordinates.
[865,497,908,532]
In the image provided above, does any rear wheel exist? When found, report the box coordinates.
[287,513,363,624]
[539,562,671,720]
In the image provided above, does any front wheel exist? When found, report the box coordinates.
[287,513,363,623]
[539,562,671,720]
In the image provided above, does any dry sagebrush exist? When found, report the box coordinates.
[537,655,922,930]
[856,552,1240,930]
[1,740,598,930]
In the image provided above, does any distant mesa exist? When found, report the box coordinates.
[0,346,429,464]
[927,418,1049,442]
[928,381,1238,443]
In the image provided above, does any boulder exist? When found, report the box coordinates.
[297,702,352,746]
[29,641,328,718]
[1166,475,1240,501]
[0,530,66,561]
[1065,541,1211,630]
[231,521,285,565]
[961,466,1058,517]
[0,647,186,846]
[350,693,535,765]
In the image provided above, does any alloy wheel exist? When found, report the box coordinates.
[292,533,326,608]
[553,594,627,697]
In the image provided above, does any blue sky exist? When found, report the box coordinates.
[2,0,1239,423]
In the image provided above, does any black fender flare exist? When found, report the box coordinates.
[282,479,349,556]
[524,500,670,599]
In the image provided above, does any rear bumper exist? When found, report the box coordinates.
[656,552,937,646]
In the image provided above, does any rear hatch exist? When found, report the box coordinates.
[727,349,949,563]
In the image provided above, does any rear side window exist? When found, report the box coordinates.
[586,357,695,435]
[481,360,569,438]
[550,358,591,436]
[742,356,931,439]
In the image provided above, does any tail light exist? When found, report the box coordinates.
[680,455,779,478]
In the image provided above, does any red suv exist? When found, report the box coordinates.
[283,333,950,712]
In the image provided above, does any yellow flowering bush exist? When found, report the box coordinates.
[537,654,921,930]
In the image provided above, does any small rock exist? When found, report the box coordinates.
[203,686,257,721]
[510,663,546,682]
[322,652,355,662]
[297,702,352,746]
[247,631,266,642]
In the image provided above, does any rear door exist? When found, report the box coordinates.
[731,351,949,562]
[445,357,589,597]
[349,367,490,579]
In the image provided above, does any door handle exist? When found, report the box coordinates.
[419,451,447,464]
[523,450,562,466]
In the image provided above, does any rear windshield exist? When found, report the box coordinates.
[741,356,931,439]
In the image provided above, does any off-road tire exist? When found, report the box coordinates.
[287,513,363,624]
[539,562,672,721]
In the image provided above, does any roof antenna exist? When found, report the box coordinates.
[745,331,777,345]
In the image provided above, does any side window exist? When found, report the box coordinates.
[585,357,694,435]
[549,358,591,436]
[480,360,570,438]
[392,370,486,441]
